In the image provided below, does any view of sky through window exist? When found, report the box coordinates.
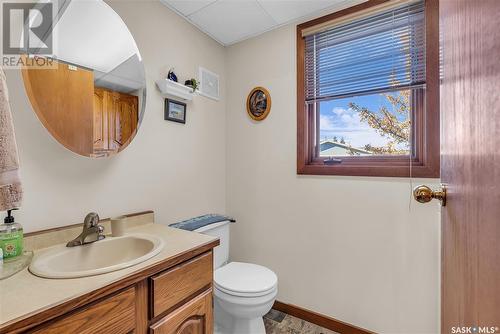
[319,91,411,157]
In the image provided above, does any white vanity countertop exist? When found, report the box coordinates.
[0,223,218,328]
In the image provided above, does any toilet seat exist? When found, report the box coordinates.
[214,262,278,297]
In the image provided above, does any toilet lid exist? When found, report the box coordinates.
[214,262,277,296]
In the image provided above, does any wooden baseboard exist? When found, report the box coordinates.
[273,301,376,334]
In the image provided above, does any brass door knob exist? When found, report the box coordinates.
[413,184,447,206]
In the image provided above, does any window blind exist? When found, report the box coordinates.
[304,0,426,102]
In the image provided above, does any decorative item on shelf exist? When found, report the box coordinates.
[167,68,178,82]
[184,78,199,93]
[246,87,271,121]
[165,98,186,124]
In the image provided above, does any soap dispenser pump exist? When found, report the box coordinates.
[0,208,23,259]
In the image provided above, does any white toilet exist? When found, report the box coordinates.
[194,221,278,334]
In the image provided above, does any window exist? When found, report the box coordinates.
[297,0,439,177]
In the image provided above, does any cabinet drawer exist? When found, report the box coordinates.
[150,289,213,334]
[151,251,212,317]
[32,287,136,334]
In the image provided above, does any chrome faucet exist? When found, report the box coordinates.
[66,212,105,247]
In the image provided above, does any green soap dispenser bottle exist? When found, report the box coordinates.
[0,209,23,259]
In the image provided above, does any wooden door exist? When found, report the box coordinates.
[21,58,94,156]
[440,0,500,331]
[150,290,213,334]
[109,92,138,150]
[93,88,108,152]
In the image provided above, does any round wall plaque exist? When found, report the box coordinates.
[246,87,271,121]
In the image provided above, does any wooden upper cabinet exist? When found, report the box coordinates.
[93,88,108,151]
[109,91,138,150]
[21,59,94,156]
[92,88,138,155]
[150,289,213,334]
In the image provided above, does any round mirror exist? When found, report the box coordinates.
[21,0,146,158]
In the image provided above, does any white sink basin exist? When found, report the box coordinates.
[29,234,164,278]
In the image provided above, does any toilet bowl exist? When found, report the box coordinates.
[193,221,278,334]
[213,262,278,334]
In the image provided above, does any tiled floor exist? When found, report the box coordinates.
[264,309,341,334]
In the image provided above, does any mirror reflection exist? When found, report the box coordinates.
[21,0,146,158]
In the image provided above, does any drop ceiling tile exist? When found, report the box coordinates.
[258,0,367,25]
[187,0,277,45]
[257,0,338,24]
[160,0,217,16]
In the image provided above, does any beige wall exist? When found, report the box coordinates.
[226,25,440,334]
[5,1,226,232]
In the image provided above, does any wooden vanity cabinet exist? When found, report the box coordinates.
[7,249,216,334]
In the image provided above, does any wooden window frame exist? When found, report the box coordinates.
[297,0,440,178]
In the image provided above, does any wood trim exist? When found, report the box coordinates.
[300,0,411,37]
[0,244,219,334]
[135,280,149,334]
[296,0,440,178]
[297,29,307,174]
[273,301,376,334]
[421,0,440,177]
[24,210,154,237]
[297,0,390,31]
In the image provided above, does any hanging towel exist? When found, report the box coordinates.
[169,214,235,231]
[0,68,23,211]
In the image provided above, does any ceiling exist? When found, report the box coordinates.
[54,0,140,73]
[160,0,367,46]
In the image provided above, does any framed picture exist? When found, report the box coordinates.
[164,98,186,124]
[246,87,271,121]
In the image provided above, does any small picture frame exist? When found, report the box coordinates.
[164,98,186,124]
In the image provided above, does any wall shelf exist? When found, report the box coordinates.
[155,79,196,101]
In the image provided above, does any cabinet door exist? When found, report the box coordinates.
[151,252,213,318]
[31,287,136,334]
[150,289,213,334]
[109,92,138,150]
[93,88,108,152]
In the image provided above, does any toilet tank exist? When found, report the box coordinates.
[194,220,230,269]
